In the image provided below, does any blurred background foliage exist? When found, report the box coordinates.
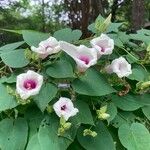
[0,0,150,46]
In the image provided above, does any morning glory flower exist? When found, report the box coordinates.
[106,57,132,78]
[53,97,79,121]
[16,70,43,100]
[59,41,97,72]
[31,36,60,59]
[90,34,114,57]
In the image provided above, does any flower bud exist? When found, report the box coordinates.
[58,127,65,136]
[83,129,97,137]
[147,44,150,52]
[63,122,71,130]
[136,81,150,93]
[46,105,53,113]
[95,14,112,33]
[97,105,110,120]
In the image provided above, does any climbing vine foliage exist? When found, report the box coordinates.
[0,15,150,150]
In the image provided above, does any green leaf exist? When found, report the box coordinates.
[0,83,18,111]
[77,121,116,150]
[128,65,149,81]
[74,99,94,125]
[22,30,50,46]
[107,23,122,33]
[0,41,25,53]
[137,29,150,36]
[118,123,150,150]
[135,94,150,106]
[33,83,57,112]
[54,28,82,42]
[112,94,144,111]
[0,49,29,68]
[26,134,41,150]
[0,118,28,150]
[107,102,117,124]
[108,33,124,47]
[46,59,74,78]
[126,53,139,63]
[68,140,85,150]
[88,23,96,33]
[72,68,115,96]
[0,74,16,83]
[142,106,150,120]
[38,115,78,150]
[25,107,44,139]
[117,32,130,43]
[129,33,150,45]
[111,112,136,128]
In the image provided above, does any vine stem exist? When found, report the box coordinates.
[120,47,138,61]
[120,47,147,71]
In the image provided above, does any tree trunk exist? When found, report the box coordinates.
[111,0,118,22]
[131,0,145,31]
[81,0,90,37]
[90,0,104,21]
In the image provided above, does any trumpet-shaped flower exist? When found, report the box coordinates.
[106,57,132,78]
[31,36,60,59]
[90,34,114,57]
[16,70,43,100]
[53,97,79,121]
[59,41,97,72]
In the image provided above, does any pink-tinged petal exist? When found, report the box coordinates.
[16,70,43,100]
[106,57,132,78]
[53,97,79,121]
[90,34,114,56]
[23,79,37,90]
[38,53,49,59]
[79,55,90,65]
[31,36,60,59]
[59,41,97,72]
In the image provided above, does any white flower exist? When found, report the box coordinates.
[59,41,97,72]
[90,34,114,57]
[53,97,79,121]
[16,70,43,100]
[106,57,132,78]
[31,36,60,59]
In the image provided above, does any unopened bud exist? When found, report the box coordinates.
[95,14,112,33]
[60,116,66,126]
[63,122,71,130]
[98,113,110,120]
[58,127,65,136]
[147,44,150,52]
[97,105,110,120]
[136,81,150,92]
[46,105,53,113]
[83,129,97,137]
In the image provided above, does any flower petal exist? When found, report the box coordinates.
[59,41,97,72]
[16,70,43,100]
[31,36,60,59]
[106,57,132,78]
[53,97,79,121]
[90,34,114,56]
